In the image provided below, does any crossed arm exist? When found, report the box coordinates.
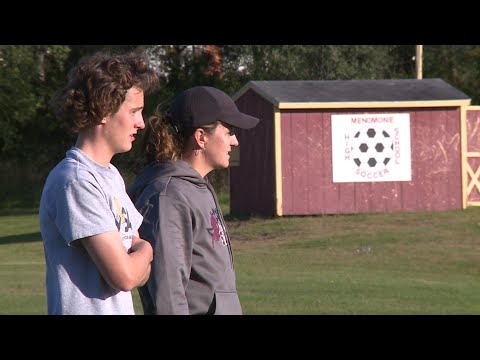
[81,231,153,292]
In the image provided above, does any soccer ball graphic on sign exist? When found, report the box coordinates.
[351,127,394,168]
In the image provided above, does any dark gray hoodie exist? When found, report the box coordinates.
[128,160,242,315]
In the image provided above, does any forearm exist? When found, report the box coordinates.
[128,238,153,288]
[81,231,152,292]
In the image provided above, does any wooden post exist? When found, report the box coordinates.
[416,45,423,79]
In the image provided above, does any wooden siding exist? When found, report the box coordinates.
[280,108,462,215]
[466,107,480,204]
[230,89,277,216]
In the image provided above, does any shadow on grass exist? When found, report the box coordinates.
[0,208,39,217]
[224,213,252,221]
[0,232,42,245]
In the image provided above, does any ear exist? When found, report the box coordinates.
[100,116,108,124]
[194,128,206,149]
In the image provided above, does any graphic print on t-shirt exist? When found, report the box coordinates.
[113,196,132,233]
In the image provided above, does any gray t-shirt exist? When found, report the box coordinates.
[39,147,143,314]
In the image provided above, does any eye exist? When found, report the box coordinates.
[221,122,235,136]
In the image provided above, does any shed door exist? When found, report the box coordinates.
[466,106,480,206]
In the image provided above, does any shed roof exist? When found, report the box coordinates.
[233,79,471,109]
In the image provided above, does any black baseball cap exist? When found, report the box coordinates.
[169,86,259,130]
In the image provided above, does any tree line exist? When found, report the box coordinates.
[1,45,478,207]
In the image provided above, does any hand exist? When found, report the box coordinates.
[131,235,153,262]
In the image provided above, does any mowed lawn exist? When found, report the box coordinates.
[2,207,480,314]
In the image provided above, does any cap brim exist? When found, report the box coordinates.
[221,111,259,129]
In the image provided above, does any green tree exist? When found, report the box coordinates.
[220,45,416,91]
[424,45,480,104]
[0,45,71,165]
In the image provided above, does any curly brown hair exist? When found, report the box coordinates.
[51,51,159,133]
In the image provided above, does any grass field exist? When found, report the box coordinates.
[2,205,480,314]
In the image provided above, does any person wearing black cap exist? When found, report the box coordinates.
[128,86,259,315]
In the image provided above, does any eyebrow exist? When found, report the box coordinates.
[131,106,144,112]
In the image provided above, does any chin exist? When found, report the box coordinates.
[117,147,131,155]
[215,162,229,170]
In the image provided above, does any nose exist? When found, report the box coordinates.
[136,114,146,129]
[231,134,239,147]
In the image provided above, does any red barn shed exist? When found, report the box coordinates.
[230,79,478,217]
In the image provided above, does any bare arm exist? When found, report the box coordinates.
[80,231,153,292]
